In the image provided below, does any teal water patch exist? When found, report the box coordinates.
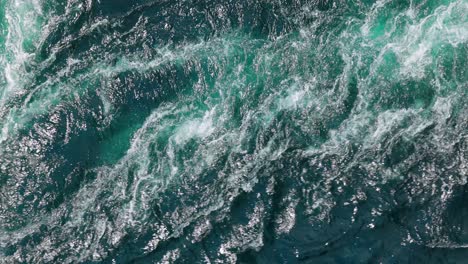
[0,0,467,263]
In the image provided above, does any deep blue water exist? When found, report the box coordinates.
[0,0,467,263]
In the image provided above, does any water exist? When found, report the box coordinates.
[0,0,467,263]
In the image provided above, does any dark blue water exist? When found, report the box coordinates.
[0,0,467,263]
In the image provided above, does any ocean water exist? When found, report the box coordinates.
[0,0,467,263]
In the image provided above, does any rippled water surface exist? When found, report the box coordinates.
[0,0,467,263]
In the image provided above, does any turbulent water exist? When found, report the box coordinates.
[0,0,467,263]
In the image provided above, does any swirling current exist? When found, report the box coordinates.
[0,0,467,263]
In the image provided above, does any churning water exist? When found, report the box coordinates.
[0,0,467,263]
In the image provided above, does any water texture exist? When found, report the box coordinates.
[0,0,467,263]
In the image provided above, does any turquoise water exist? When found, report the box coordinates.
[0,0,467,263]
